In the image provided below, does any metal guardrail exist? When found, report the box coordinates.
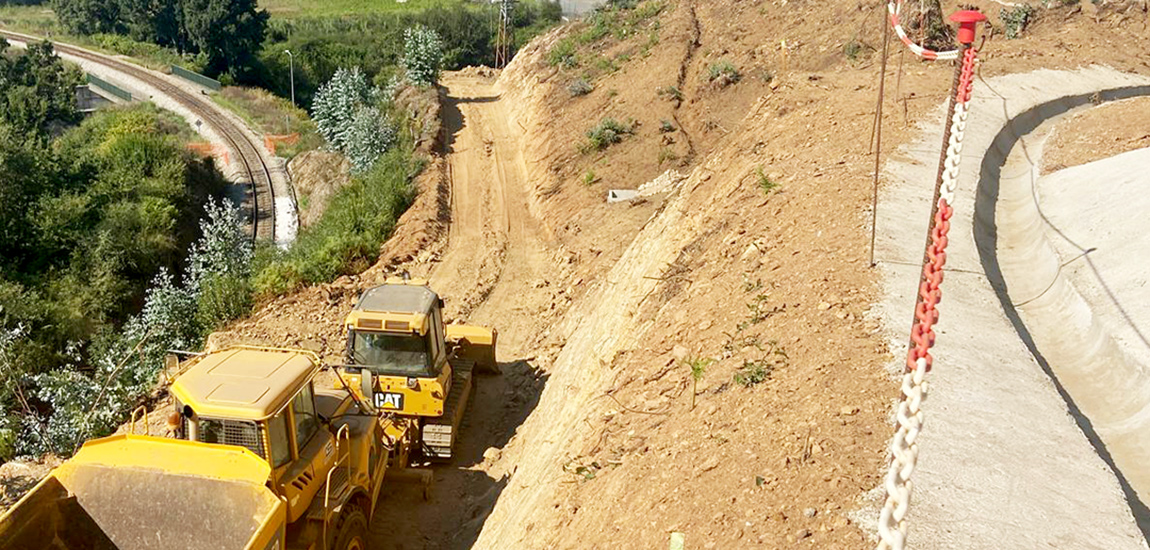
[85,73,132,102]
[171,65,221,91]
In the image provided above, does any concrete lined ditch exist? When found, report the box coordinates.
[874,66,1150,548]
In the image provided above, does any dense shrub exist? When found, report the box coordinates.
[312,67,375,153]
[568,77,593,96]
[403,25,444,87]
[0,40,81,135]
[583,117,635,152]
[311,67,398,172]
[0,100,232,459]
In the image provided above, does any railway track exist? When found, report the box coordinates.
[0,30,277,242]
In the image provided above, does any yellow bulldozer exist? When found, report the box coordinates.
[339,278,498,460]
[0,346,421,550]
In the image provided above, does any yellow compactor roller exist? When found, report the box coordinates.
[340,278,497,460]
[0,346,421,550]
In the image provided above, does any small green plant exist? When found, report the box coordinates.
[595,56,620,73]
[734,359,771,387]
[732,339,788,387]
[659,119,676,133]
[684,356,714,409]
[657,85,683,101]
[606,89,619,98]
[706,59,741,84]
[843,39,865,61]
[1001,5,1036,39]
[582,170,597,186]
[640,27,661,57]
[756,166,778,194]
[658,147,678,165]
[548,38,579,67]
[568,78,594,96]
[582,117,634,152]
[742,277,763,293]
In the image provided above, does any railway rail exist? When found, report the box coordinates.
[0,30,278,242]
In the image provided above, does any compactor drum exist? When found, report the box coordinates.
[340,279,497,460]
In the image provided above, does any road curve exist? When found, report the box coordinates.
[0,29,288,244]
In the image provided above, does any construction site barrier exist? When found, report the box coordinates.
[875,10,985,550]
[85,73,132,102]
[171,64,221,91]
[264,133,300,154]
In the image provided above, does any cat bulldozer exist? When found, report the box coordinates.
[0,345,426,550]
[340,278,497,460]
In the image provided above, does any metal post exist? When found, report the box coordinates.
[870,5,891,268]
[284,49,295,107]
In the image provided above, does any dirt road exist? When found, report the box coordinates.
[367,71,557,549]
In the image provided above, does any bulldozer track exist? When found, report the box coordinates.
[0,31,277,242]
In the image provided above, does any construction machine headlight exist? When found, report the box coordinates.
[406,377,419,390]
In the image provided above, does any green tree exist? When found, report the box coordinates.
[403,25,443,87]
[177,0,268,78]
[0,41,81,135]
[116,0,179,47]
[52,0,120,35]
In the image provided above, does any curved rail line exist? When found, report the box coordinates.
[0,31,276,242]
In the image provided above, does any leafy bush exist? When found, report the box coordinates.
[347,106,398,172]
[1001,5,1036,39]
[548,37,578,67]
[583,117,635,152]
[403,24,444,86]
[659,118,675,133]
[312,67,374,152]
[734,359,771,387]
[187,200,253,330]
[311,67,398,172]
[568,78,594,96]
[706,59,740,84]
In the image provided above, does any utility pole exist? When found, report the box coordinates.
[283,49,295,107]
[495,0,514,69]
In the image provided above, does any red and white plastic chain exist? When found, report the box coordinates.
[876,46,978,550]
[887,1,961,61]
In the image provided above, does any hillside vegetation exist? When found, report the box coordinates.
[0,41,238,458]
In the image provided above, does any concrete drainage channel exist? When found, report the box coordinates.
[874,66,1150,548]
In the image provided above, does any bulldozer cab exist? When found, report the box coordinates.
[345,281,448,379]
[343,280,456,417]
[169,346,354,524]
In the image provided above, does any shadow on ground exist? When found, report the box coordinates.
[367,358,547,549]
[440,91,501,156]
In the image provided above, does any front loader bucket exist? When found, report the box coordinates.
[447,324,499,374]
[0,435,285,550]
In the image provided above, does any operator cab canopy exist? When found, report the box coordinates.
[345,280,448,378]
[171,346,319,421]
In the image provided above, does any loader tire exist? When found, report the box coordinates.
[332,504,368,550]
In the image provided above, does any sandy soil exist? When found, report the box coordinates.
[1043,96,1150,173]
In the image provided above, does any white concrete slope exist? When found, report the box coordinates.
[875,66,1150,549]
